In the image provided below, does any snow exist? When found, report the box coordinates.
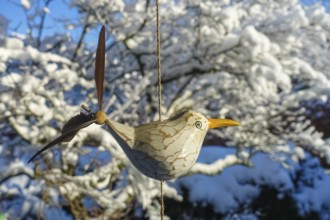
[5,37,24,49]
[173,146,330,216]
[43,7,50,14]
[21,0,31,10]
[0,45,71,65]
[190,154,243,175]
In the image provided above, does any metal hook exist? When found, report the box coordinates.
[81,104,92,113]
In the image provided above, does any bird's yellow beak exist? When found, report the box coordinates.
[208,118,240,129]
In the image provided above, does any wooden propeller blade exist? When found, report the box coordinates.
[94,26,105,111]
[28,117,96,163]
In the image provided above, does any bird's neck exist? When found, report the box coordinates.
[105,119,135,148]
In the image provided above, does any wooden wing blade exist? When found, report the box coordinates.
[104,119,135,148]
[94,26,105,111]
[61,113,95,142]
[28,119,96,163]
[28,129,78,163]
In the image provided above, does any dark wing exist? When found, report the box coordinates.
[94,26,105,111]
[61,113,95,142]
[28,117,96,163]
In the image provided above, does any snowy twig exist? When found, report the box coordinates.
[0,163,34,185]
[189,155,251,176]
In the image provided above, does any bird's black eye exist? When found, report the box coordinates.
[195,121,202,129]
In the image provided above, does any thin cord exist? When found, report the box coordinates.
[156,0,162,122]
[160,180,164,220]
[156,0,164,219]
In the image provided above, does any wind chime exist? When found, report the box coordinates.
[29,2,240,218]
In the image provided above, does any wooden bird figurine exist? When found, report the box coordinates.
[28,26,240,180]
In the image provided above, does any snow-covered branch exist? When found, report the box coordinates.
[189,154,250,176]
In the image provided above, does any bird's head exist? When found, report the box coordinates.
[173,110,240,131]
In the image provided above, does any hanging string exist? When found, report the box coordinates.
[155,0,164,219]
[160,179,165,220]
[156,0,162,122]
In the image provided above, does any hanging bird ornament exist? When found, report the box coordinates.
[28,26,240,180]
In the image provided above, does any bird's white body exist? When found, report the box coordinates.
[106,110,208,180]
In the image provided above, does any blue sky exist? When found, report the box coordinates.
[0,0,99,46]
[301,0,330,8]
[0,0,329,46]
[1,0,77,35]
